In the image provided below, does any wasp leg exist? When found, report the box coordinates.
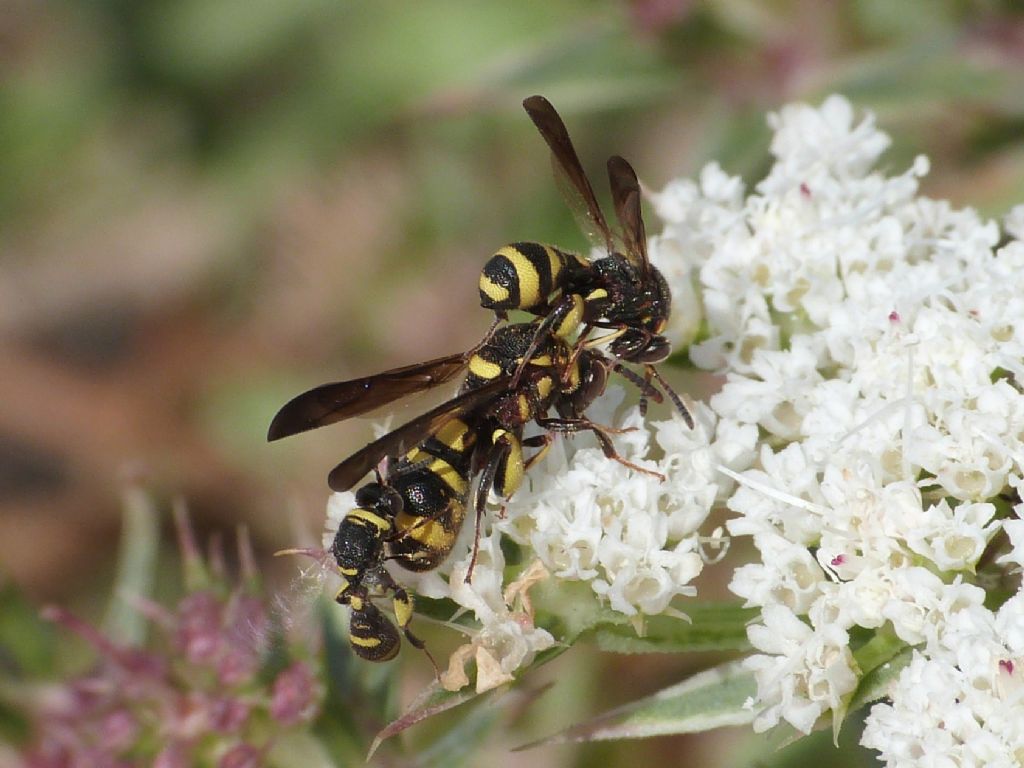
[511,293,585,387]
[377,571,440,678]
[581,325,628,348]
[537,416,665,481]
[641,366,654,417]
[609,361,663,416]
[521,432,553,471]
[477,432,553,522]
[466,428,524,582]
[646,364,694,429]
[477,315,504,348]
[559,322,595,387]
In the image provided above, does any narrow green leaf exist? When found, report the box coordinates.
[312,597,373,765]
[829,630,910,740]
[367,645,569,757]
[416,687,514,768]
[849,646,914,713]
[103,484,160,646]
[520,659,756,747]
[593,602,756,654]
[764,638,916,752]
[852,630,909,677]
[0,578,56,744]
[368,684,495,760]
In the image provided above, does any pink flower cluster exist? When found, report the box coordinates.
[23,516,319,768]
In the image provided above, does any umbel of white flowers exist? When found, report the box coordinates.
[325,95,1024,765]
[651,95,1024,767]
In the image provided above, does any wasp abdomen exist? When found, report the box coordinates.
[346,596,401,662]
[479,242,583,312]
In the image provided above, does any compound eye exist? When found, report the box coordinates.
[637,336,671,363]
[610,332,672,363]
[383,487,404,515]
[355,483,383,508]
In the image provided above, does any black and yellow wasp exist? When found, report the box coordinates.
[327,476,428,665]
[329,434,475,667]
[479,96,692,427]
[269,320,655,576]
[277,431,472,668]
[271,320,652,663]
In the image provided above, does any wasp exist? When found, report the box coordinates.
[479,96,693,427]
[318,323,659,573]
[270,321,659,584]
[330,437,475,668]
[275,479,416,664]
[279,413,478,667]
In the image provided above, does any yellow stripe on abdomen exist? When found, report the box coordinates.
[500,247,542,308]
[479,273,509,304]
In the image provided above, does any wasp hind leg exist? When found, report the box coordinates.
[466,428,525,583]
[378,571,440,678]
[521,432,553,472]
[537,416,665,481]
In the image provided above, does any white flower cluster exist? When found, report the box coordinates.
[651,95,1024,765]
[497,386,755,617]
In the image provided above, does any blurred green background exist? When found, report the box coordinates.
[4,0,1024,764]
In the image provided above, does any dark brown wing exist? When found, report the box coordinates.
[607,155,650,276]
[327,376,510,491]
[522,95,615,256]
[267,353,469,442]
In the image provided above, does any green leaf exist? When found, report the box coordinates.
[414,685,512,768]
[520,659,756,747]
[102,484,160,646]
[849,645,914,713]
[367,644,569,757]
[0,579,55,679]
[593,602,756,654]
[368,684,496,760]
[532,578,632,643]
[764,634,914,751]
[851,630,908,678]
[313,597,385,765]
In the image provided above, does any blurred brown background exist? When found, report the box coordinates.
[4,1,1024,763]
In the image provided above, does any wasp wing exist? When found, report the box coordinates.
[267,352,469,442]
[326,376,511,491]
[606,155,650,277]
[522,95,616,257]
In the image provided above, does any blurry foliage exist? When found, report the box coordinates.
[4,0,1024,765]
